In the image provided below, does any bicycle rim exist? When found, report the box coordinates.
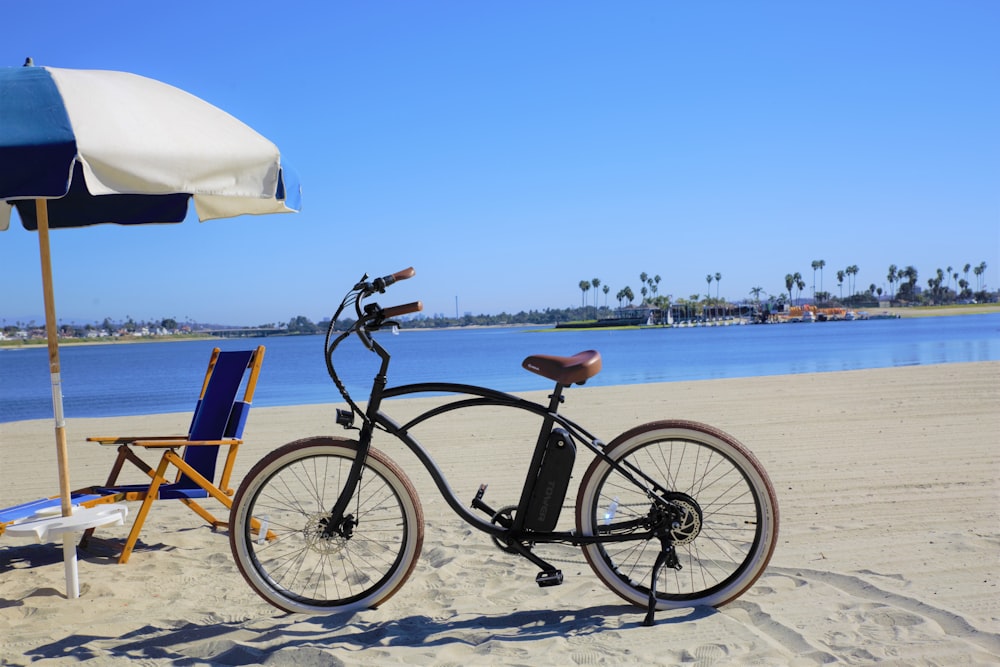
[230,437,424,614]
[576,420,778,609]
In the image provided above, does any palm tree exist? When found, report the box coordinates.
[795,275,805,301]
[846,265,860,296]
[887,264,898,301]
[784,273,795,303]
[714,272,722,300]
[591,278,601,313]
[811,260,821,297]
[818,259,825,294]
[579,280,590,309]
[602,284,610,308]
[750,286,764,303]
[976,261,988,292]
[898,265,918,300]
[706,274,713,300]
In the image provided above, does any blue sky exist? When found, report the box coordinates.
[2,1,997,326]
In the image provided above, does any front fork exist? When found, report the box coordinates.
[323,371,387,538]
[320,420,373,539]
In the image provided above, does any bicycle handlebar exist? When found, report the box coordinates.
[382,301,423,319]
[387,266,416,284]
[326,268,421,421]
[367,267,416,295]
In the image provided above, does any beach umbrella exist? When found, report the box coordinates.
[0,60,301,596]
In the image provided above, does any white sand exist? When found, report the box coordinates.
[1,361,998,665]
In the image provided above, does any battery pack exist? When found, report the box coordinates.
[523,428,576,532]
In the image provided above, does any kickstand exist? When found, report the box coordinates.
[643,542,678,627]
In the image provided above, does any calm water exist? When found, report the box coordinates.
[1,314,998,423]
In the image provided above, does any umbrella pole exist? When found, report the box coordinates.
[35,199,79,599]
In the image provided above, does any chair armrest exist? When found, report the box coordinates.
[87,436,187,445]
[128,438,243,449]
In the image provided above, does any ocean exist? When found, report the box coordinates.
[1,314,998,423]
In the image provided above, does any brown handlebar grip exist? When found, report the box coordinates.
[391,267,416,282]
[382,301,423,319]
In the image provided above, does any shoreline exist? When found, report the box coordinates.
[881,302,1000,317]
[0,333,218,350]
[3,303,998,348]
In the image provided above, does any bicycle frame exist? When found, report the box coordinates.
[376,381,650,545]
[320,274,680,557]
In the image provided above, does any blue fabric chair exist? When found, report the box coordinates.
[73,345,265,562]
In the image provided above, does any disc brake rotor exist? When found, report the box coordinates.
[665,496,702,546]
[303,513,348,555]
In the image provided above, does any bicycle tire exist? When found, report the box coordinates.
[576,420,778,610]
[229,436,424,614]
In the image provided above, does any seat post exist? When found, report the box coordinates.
[546,383,566,415]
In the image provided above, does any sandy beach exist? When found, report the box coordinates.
[1,361,998,665]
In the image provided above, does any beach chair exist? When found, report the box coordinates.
[74,345,265,563]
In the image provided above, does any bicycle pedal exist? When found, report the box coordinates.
[471,484,496,515]
[535,570,564,587]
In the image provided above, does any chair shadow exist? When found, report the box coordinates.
[22,602,717,663]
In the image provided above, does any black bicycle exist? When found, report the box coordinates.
[229,268,779,625]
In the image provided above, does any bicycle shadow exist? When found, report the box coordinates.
[322,603,717,647]
[268,604,714,652]
[23,604,717,663]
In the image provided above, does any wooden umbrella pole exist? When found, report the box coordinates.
[35,199,72,518]
[35,199,81,598]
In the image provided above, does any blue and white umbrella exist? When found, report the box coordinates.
[0,60,300,597]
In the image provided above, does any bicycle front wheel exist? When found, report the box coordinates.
[576,420,778,610]
[229,436,424,614]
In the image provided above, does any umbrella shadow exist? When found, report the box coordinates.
[0,542,67,572]
[23,603,717,663]
[0,538,171,574]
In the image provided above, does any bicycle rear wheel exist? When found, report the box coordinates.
[576,420,778,610]
[229,436,424,614]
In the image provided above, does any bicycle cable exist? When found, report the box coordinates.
[324,270,413,429]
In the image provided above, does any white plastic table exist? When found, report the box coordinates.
[5,503,128,598]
